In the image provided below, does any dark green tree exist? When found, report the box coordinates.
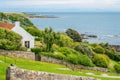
[0,12,8,21]
[66,28,82,42]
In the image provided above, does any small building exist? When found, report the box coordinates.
[0,21,34,48]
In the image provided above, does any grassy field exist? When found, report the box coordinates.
[0,55,120,80]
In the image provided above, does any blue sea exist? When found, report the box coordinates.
[28,12,120,45]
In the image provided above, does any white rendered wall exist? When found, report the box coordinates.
[12,22,34,48]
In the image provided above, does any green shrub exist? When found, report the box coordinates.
[99,42,109,48]
[58,47,94,66]
[77,54,94,67]
[0,28,22,50]
[90,43,99,47]
[66,53,78,64]
[58,47,74,56]
[57,34,73,47]
[25,27,43,40]
[74,43,94,58]
[114,63,120,73]
[93,46,105,54]
[19,47,27,51]
[105,49,120,61]
[40,52,55,58]
[31,48,42,54]
[93,54,110,68]
[40,47,94,67]
[54,52,65,60]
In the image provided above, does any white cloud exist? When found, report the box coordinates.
[1,0,120,11]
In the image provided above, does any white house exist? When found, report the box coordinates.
[0,21,34,48]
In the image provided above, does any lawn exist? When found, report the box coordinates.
[0,55,120,80]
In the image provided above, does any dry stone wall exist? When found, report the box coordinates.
[0,50,35,60]
[6,66,97,80]
[0,50,108,72]
[41,55,108,72]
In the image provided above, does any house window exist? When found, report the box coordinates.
[25,41,30,48]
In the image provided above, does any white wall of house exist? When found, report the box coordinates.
[12,22,34,48]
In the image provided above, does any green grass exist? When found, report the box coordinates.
[0,56,120,80]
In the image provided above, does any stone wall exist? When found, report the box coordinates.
[6,66,97,80]
[41,56,108,72]
[0,49,108,72]
[0,50,35,60]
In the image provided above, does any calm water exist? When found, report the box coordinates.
[28,12,120,45]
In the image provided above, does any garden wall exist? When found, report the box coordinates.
[0,50,108,72]
[6,66,97,80]
[41,55,108,72]
[0,50,35,60]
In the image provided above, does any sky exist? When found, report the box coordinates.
[0,0,120,12]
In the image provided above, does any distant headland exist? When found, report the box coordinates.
[4,12,58,18]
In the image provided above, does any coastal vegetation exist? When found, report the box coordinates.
[0,12,34,27]
[0,12,120,80]
[30,27,120,73]
[0,28,26,50]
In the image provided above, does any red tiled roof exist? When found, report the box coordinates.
[0,22,15,30]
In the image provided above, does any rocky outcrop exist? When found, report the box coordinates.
[6,66,97,80]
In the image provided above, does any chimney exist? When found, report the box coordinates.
[15,21,20,27]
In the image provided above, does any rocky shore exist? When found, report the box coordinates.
[82,34,97,39]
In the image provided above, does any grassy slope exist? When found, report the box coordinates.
[0,56,120,80]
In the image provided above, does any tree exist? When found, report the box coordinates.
[43,27,60,52]
[66,28,82,42]
[0,12,8,21]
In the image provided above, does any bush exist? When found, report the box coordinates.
[66,53,78,64]
[54,52,66,60]
[58,47,74,56]
[19,46,27,51]
[31,48,42,54]
[105,49,120,61]
[58,47,94,66]
[93,54,110,68]
[25,27,43,40]
[77,54,94,66]
[93,46,105,54]
[0,28,22,50]
[40,47,94,66]
[114,63,120,73]
[99,42,109,48]
[57,34,73,47]
[90,43,99,47]
[74,43,94,58]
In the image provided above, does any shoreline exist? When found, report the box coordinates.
[4,12,59,18]
[25,12,59,18]
[27,15,59,18]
